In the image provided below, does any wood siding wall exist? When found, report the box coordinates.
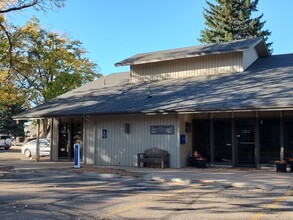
[51,118,59,161]
[243,47,258,70]
[178,114,193,167]
[83,114,180,168]
[131,52,243,82]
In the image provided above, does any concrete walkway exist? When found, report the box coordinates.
[124,166,293,190]
[1,157,293,191]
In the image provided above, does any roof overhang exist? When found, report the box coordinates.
[115,37,270,67]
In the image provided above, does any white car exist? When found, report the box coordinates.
[21,139,51,157]
[0,134,13,150]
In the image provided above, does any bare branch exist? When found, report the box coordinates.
[0,0,38,14]
[0,22,13,70]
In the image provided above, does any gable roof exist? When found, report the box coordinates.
[14,53,293,119]
[115,37,269,67]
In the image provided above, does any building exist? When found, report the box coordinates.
[14,37,293,168]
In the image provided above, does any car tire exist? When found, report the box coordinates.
[24,149,31,157]
[5,138,12,147]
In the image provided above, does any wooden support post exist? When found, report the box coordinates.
[231,112,236,167]
[255,112,260,168]
[210,113,214,166]
[280,111,284,161]
[36,119,40,162]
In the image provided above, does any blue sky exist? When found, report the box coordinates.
[10,0,293,76]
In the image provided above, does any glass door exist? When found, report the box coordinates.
[59,123,69,158]
[236,120,255,166]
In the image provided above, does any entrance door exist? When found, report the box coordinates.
[236,120,255,166]
[58,121,82,160]
[59,123,69,158]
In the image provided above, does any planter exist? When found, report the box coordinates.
[290,162,293,172]
[276,163,287,172]
[196,159,206,168]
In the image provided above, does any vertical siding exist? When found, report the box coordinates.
[85,114,180,168]
[51,118,59,161]
[131,52,243,82]
[178,114,193,168]
[83,117,96,164]
[243,47,258,70]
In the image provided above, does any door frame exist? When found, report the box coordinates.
[235,119,256,167]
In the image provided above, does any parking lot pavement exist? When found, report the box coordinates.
[1,146,293,219]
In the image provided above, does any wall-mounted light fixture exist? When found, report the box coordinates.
[125,123,130,134]
[185,122,192,133]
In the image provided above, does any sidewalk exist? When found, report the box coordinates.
[124,166,293,190]
[1,158,293,190]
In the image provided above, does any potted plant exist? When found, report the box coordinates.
[193,151,206,168]
[275,160,287,172]
[287,158,293,172]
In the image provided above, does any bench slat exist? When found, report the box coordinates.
[137,148,169,169]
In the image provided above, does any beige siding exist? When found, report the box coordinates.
[51,118,59,161]
[83,117,96,164]
[243,47,258,70]
[178,114,193,168]
[131,52,243,82]
[83,114,180,168]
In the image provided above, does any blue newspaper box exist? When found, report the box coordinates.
[74,143,80,168]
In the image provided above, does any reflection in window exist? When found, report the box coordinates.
[214,120,232,164]
[260,119,280,164]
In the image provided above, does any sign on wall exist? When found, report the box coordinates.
[102,129,107,139]
[150,125,174,135]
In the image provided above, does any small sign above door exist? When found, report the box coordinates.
[150,125,174,135]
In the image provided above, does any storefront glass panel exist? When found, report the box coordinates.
[214,120,232,163]
[284,120,293,159]
[192,120,210,162]
[259,119,280,164]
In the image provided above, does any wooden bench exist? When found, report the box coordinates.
[137,148,170,169]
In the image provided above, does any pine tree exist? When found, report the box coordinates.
[199,0,272,52]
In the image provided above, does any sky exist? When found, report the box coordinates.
[10,0,293,76]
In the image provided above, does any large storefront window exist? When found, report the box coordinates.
[259,119,280,164]
[192,120,210,162]
[214,120,232,164]
[284,120,293,159]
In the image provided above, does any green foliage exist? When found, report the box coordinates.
[10,17,101,107]
[199,0,272,52]
[0,103,25,137]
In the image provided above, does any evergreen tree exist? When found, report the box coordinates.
[199,0,272,52]
[0,103,25,137]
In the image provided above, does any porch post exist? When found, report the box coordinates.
[231,112,236,167]
[280,111,284,161]
[255,112,260,168]
[36,119,40,162]
[68,118,72,160]
[210,113,214,166]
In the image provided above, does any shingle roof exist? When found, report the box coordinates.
[14,53,293,119]
[115,37,269,66]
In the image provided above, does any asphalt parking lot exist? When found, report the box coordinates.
[0,146,293,220]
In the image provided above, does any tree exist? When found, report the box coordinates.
[0,103,25,138]
[9,17,100,137]
[0,0,65,70]
[199,0,272,52]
